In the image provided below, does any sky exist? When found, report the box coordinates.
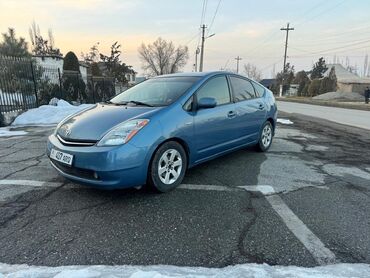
[1,0,370,78]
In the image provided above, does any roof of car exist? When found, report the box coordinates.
[154,71,236,78]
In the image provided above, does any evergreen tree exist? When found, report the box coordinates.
[0,28,30,57]
[63,51,80,72]
[311,57,328,79]
[62,51,86,102]
[308,79,321,97]
[273,63,295,94]
[319,66,337,94]
[293,70,310,96]
[100,42,134,83]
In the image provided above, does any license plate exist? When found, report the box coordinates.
[50,149,73,166]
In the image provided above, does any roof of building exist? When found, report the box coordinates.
[259,79,276,87]
[325,64,370,84]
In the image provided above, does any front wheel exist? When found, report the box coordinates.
[256,121,273,152]
[148,141,187,193]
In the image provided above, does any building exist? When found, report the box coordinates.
[33,55,89,84]
[259,79,276,90]
[324,64,370,94]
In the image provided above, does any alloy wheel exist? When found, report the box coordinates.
[158,149,183,185]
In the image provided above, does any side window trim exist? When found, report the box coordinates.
[195,74,232,107]
[228,75,257,102]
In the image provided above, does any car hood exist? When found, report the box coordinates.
[57,103,162,141]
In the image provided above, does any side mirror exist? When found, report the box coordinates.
[197,97,217,109]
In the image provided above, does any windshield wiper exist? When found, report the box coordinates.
[125,100,154,107]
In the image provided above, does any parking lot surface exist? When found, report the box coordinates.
[0,112,369,268]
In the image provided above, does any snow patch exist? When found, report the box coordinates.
[277,118,294,125]
[0,127,28,137]
[11,99,94,126]
[0,263,369,278]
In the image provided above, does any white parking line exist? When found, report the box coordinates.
[179,184,237,191]
[240,185,337,265]
[0,179,62,187]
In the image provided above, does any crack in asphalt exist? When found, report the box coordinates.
[1,153,46,180]
[0,182,67,234]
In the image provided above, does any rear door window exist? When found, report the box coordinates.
[252,81,266,98]
[229,76,256,102]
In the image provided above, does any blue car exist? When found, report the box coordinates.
[47,71,277,192]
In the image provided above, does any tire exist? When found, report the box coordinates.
[256,121,273,152]
[148,141,187,193]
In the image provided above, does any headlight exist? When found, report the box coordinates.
[97,119,149,147]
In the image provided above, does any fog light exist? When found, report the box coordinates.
[93,172,99,179]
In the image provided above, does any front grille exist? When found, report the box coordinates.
[51,160,98,180]
[57,134,97,147]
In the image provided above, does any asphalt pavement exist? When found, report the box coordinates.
[0,112,369,268]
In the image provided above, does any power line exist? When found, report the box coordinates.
[295,0,347,27]
[207,0,222,35]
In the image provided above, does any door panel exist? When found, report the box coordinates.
[193,75,240,161]
[194,103,239,161]
[229,76,266,142]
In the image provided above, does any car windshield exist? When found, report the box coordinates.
[110,77,200,107]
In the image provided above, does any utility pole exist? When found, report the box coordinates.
[195,47,200,72]
[235,56,242,73]
[280,22,294,96]
[199,24,207,72]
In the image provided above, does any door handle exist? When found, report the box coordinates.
[227,111,236,118]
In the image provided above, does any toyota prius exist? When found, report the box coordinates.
[47,71,277,192]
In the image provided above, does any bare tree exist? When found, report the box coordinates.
[243,63,262,81]
[138,37,189,76]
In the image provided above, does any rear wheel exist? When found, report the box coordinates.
[256,121,273,152]
[148,141,187,193]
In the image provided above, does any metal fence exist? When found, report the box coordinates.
[0,55,116,116]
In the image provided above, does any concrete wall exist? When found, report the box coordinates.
[337,82,369,95]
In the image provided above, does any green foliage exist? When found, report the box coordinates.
[37,78,61,105]
[311,57,328,79]
[0,28,30,57]
[302,81,310,97]
[81,43,100,64]
[308,79,321,97]
[272,63,295,94]
[62,52,87,102]
[63,51,80,72]
[29,22,62,57]
[100,42,134,83]
[91,62,102,76]
[293,70,310,96]
[319,67,337,95]
[62,73,86,102]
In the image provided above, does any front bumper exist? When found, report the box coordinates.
[46,134,148,189]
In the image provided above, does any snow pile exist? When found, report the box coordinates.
[277,118,294,125]
[0,127,28,137]
[313,91,364,102]
[0,263,369,278]
[11,99,94,126]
